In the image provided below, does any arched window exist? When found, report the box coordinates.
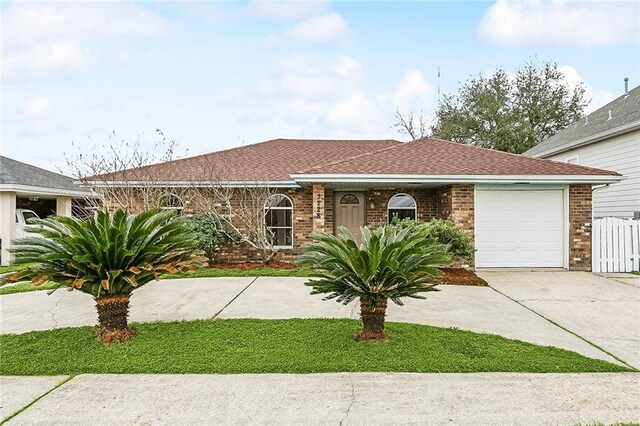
[339,194,360,205]
[387,193,417,223]
[264,194,293,248]
[159,193,184,215]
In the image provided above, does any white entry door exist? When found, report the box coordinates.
[475,189,565,268]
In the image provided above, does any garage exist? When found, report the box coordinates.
[475,188,566,268]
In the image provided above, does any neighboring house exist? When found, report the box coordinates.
[0,156,93,266]
[88,137,621,271]
[524,85,640,219]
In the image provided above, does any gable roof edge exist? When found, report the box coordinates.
[524,119,640,158]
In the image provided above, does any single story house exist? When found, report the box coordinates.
[524,83,639,219]
[0,156,93,266]
[88,137,621,270]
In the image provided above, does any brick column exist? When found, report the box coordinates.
[450,184,475,238]
[447,184,475,268]
[569,184,592,271]
[312,184,325,233]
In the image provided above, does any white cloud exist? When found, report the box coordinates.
[248,1,328,19]
[478,0,640,46]
[3,42,90,82]
[268,13,348,43]
[330,56,363,78]
[253,55,363,101]
[225,56,435,138]
[1,3,167,82]
[393,70,433,108]
[22,98,51,120]
[326,92,382,131]
[559,65,615,113]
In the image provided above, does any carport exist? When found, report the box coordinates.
[0,156,93,266]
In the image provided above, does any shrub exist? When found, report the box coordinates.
[298,225,451,341]
[188,213,237,265]
[389,217,475,261]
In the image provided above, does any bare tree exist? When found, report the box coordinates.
[64,130,188,213]
[392,108,428,140]
[189,159,281,264]
[69,131,284,264]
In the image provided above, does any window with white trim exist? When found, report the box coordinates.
[264,194,293,248]
[158,193,184,215]
[388,193,417,223]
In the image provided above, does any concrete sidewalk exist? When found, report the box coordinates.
[0,277,619,364]
[2,373,639,425]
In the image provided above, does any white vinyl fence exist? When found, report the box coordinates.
[592,217,640,273]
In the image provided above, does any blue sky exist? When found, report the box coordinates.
[2,0,639,173]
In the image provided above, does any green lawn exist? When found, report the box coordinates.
[0,318,629,375]
[632,271,640,276]
[0,267,312,296]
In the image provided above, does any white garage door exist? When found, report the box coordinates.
[475,189,565,268]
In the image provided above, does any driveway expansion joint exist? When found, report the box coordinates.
[487,284,637,371]
[211,277,259,319]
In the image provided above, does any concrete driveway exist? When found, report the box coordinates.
[478,271,640,369]
[1,273,636,366]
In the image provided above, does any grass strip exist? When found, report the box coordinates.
[0,319,630,376]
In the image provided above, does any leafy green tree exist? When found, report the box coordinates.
[389,217,475,261]
[6,209,205,343]
[298,225,451,341]
[188,213,237,265]
[429,60,588,153]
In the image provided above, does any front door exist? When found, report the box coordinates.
[334,192,366,243]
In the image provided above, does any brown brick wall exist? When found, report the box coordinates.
[365,188,440,228]
[569,184,592,271]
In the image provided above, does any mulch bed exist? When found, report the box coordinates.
[438,268,488,286]
[210,262,488,286]
[210,262,297,270]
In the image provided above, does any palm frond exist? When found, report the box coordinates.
[7,209,206,297]
[298,225,452,308]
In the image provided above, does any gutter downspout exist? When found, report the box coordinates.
[591,184,610,221]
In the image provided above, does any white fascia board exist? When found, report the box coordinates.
[531,120,640,158]
[0,184,96,198]
[290,174,622,185]
[82,180,301,188]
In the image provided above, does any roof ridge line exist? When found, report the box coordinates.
[295,140,406,173]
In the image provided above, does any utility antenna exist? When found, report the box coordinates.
[437,66,441,103]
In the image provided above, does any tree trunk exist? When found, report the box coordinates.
[95,295,136,344]
[355,297,387,341]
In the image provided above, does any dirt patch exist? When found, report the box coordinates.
[210,262,297,270]
[438,268,488,286]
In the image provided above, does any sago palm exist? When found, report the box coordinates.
[6,208,205,343]
[298,225,452,341]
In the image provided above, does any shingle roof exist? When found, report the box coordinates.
[0,156,89,193]
[295,137,618,176]
[524,85,640,158]
[91,137,618,184]
[93,138,402,182]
